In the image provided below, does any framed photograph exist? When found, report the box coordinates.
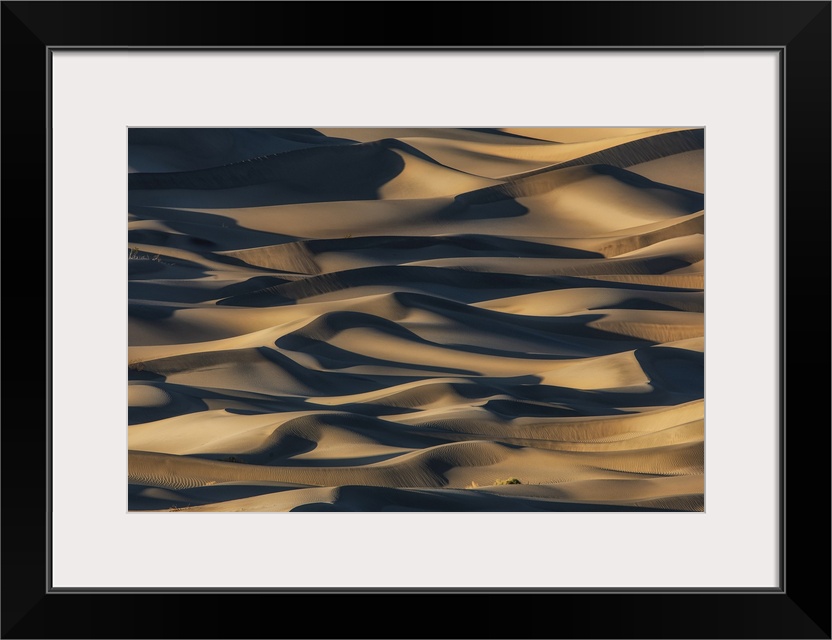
[3,1,829,638]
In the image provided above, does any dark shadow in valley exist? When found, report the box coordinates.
[130,274,296,306]
[304,234,603,260]
[290,485,675,512]
[128,142,408,207]
[522,128,704,175]
[128,302,177,321]
[219,266,696,308]
[127,482,298,511]
[128,205,299,252]
[129,281,222,304]
[128,256,209,282]
[482,398,623,419]
[462,128,555,142]
[128,127,357,173]
[434,191,530,221]
[588,297,690,312]
[276,329,480,376]
[500,381,698,410]
[201,412,453,467]
[278,307,647,361]
[591,162,705,210]
[216,276,293,300]
[392,292,650,351]
[255,347,431,396]
[128,385,208,425]
[634,346,704,396]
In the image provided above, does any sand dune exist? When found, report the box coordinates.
[128,127,704,512]
[128,128,356,173]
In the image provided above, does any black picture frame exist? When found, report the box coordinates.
[2,2,829,638]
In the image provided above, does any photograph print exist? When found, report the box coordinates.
[127,127,704,513]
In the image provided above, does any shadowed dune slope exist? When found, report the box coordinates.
[128,127,705,512]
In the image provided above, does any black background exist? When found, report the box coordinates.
[2,2,829,638]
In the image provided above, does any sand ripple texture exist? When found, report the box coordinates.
[128,127,704,512]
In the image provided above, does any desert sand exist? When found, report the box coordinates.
[128,127,704,512]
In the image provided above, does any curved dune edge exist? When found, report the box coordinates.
[128,127,704,512]
[133,486,705,513]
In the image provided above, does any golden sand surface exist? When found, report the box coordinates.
[128,127,704,512]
